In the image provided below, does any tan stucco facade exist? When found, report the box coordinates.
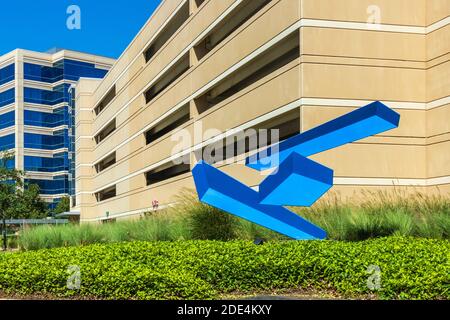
[73,0,450,222]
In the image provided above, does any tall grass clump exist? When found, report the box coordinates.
[18,211,190,251]
[17,188,449,250]
[169,192,238,241]
[170,191,286,241]
[296,189,450,240]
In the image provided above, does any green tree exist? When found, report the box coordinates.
[53,196,70,215]
[0,151,23,250]
[9,184,48,219]
[0,151,47,250]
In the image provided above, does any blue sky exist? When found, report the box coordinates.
[0,0,162,58]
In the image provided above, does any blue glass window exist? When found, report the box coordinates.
[0,64,14,86]
[0,134,14,151]
[63,59,108,81]
[24,154,68,172]
[0,111,15,130]
[54,84,71,103]
[24,110,67,127]
[6,158,14,169]
[47,200,59,210]
[26,176,69,195]
[24,60,108,83]
[24,63,63,83]
[0,157,15,169]
[24,131,68,150]
[24,87,65,105]
[0,89,15,108]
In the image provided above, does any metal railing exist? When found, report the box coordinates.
[5,219,69,225]
[1,219,69,251]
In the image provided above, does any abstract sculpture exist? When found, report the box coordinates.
[192,101,400,240]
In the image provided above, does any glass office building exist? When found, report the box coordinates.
[0,49,114,209]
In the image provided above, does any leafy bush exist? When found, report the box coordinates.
[0,237,448,300]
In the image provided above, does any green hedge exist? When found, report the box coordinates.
[0,237,448,300]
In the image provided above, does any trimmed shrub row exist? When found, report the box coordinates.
[1,237,448,300]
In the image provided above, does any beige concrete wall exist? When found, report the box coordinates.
[426,1,450,188]
[427,0,450,24]
[73,78,102,213]
[301,0,427,26]
[74,0,450,222]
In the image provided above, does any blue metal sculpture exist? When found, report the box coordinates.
[192,101,400,240]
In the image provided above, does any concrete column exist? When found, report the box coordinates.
[14,50,24,171]
[72,78,101,221]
